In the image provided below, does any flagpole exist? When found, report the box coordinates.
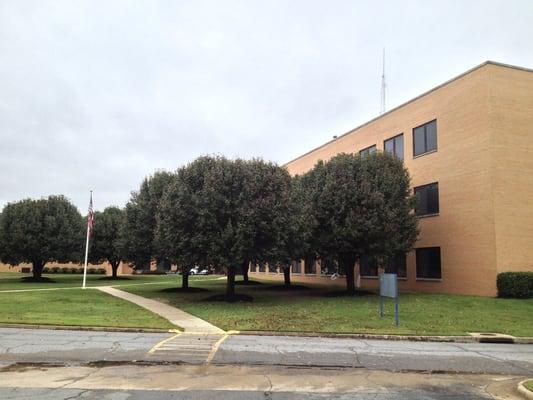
[82,190,92,289]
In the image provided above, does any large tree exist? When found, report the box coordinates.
[120,171,175,271]
[0,196,84,279]
[89,207,124,278]
[307,152,418,294]
[157,156,291,299]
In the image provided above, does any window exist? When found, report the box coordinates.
[292,260,301,274]
[414,182,439,216]
[258,263,266,273]
[360,255,378,277]
[384,134,404,160]
[268,263,277,273]
[385,253,407,278]
[250,263,256,273]
[359,145,377,157]
[416,247,441,279]
[304,257,316,274]
[413,120,437,157]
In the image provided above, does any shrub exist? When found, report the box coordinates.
[96,268,106,275]
[87,268,97,274]
[497,272,533,299]
[60,267,70,274]
[42,267,50,274]
[51,267,60,273]
[138,270,167,275]
[69,267,78,274]
[77,268,84,274]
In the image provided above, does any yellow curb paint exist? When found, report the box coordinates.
[206,334,230,364]
[148,332,182,354]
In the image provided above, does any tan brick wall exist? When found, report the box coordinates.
[251,62,533,296]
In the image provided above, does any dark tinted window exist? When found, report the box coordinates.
[413,120,437,157]
[360,255,378,277]
[305,257,316,274]
[268,263,277,273]
[359,145,377,157]
[292,260,301,274]
[414,182,439,216]
[384,134,404,160]
[250,263,256,272]
[258,263,266,272]
[385,254,407,278]
[416,247,441,279]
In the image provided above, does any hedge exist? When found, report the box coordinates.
[497,272,533,299]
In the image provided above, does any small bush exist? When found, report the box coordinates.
[96,268,107,275]
[42,267,50,274]
[497,272,533,299]
[138,270,167,275]
[51,267,60,274]
[69,268,77,274]
[60,267,70,274]
[77,268,84,274]
[87,268,97,274]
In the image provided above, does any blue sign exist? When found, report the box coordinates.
[379,273,399,326]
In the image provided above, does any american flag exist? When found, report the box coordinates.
[87,191,94,236]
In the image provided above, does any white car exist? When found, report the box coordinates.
[189,267,208,275]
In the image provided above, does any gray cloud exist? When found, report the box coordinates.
[1,0,532,212]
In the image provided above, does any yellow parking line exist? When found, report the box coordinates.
[206,334,230,364]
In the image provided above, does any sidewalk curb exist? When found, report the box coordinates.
[518,380,533,400]
[0,323,173,334]
[233,330,533,344]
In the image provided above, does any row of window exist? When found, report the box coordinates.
[360,119,437,160]
[250,247,442,280]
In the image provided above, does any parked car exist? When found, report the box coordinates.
[189,267,209,275]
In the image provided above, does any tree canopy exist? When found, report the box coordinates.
[0,196,84,279]
[157,155,292,298]
[120,170,175,271]
[89,206,125,278]
[305,152,418,294]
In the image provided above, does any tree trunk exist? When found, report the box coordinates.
[242,259,249,283]
[32,261,44,279]
[182,271,189,290]
[340,253,357,295]
[110,261,119,278]
[283,266,291,287]
[226,265,236,298]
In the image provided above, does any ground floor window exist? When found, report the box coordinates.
[268,263,277,273]
[292,260,301,274]
[258,263,266,272]
[416,247,441,279]
[250,263,256,273]
[304,257,316,274]
[385,254,407,278]
[360,255,378,277]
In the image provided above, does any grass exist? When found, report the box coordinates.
[0,272,181,291]
[523,380,533,392]
[0,289,174,329]
[123,278,533,337]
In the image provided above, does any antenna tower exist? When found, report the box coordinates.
[380,48,386,114]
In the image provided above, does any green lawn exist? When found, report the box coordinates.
[0,289,174,329]
[0,272,181,291]
[123,278,533,337]
[523,380,533,392]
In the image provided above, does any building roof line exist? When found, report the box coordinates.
[283,60,533,167]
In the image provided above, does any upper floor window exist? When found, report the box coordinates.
[413,120,437,157]
[414,182,439,216]
[416,247,441,279]
[384,134,404,160]
[359,145,377,157]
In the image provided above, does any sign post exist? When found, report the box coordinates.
[379,273,399,327]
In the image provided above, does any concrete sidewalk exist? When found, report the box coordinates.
[97,286,225,334]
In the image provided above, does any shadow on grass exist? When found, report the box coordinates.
[262,284,310,291]
[235,280,263,286]
[98,276,132,281]
[160,287,210,293]
[202,294,254,303]
[321,289,375,297]
[20,276,57,283]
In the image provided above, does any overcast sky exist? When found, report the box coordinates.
[1,0,532,212]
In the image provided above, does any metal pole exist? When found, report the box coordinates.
[380,295,384,318]
[395,296,399,327]
[82,222,90,289]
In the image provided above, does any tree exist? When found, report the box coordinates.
[158,156,291,299]
[89,207,124,278]
[120,171,175,271]
[307,152,418,294]
[0,196,84,280]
